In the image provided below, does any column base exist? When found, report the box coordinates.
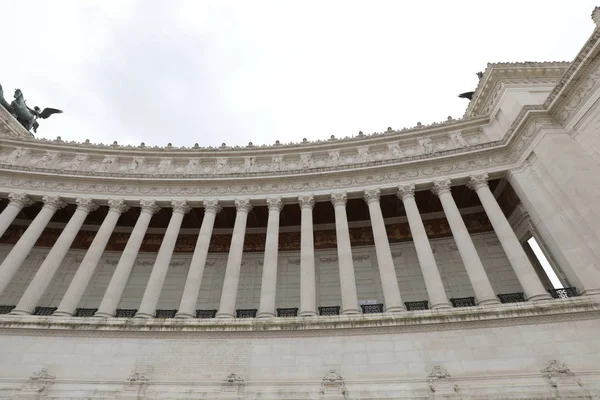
[133,312,154,319]
[174,312,194,319]
[384,305,406,313]
[215,312,235,319]
[52,310,74,317]
[298,310,318,317]
[527,293,553,302]
[341,308,362,316]
[93,311,114,318]
[430,302,453,310]
[8,308,32,316]
[256,312,276,319]
[581,288,600,296]
[476,297,502,307]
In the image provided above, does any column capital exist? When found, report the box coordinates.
[467,173,489,191]
[266,197,284,212]
[108,199,130,214]
[330,192,347,207]
[298,194,315,209]
[42,196,66,211]
[140,200,161,214]
[203,199,222,214]
[75,198,99,213]
[397,184,416,200]
[235,199,253,213]
[172,200,191,214]
[363,188,381,204]
[8,192,33,208]
[431,179,452,196]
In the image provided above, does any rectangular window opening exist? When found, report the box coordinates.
[526,237,563,289]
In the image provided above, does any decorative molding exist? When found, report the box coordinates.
[431,178,452,196]
[203,199,222,214]
[330,192,347,207]
[42,195,66,211]
[320,369,346,398]
[397,183,415,200]
[8,192,33,208]
[108,199,130,214]
[363,188,380,204]
[140,200,161,214]
[234,199,253,213]
[467,173,489,191]
[75,197,99,213]
[172,200,191,214]
[427,365,457,394]
[266,197,284,212]
[298,195,315,209]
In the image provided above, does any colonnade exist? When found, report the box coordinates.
[0,173,555,319]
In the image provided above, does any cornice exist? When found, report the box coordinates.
[0,296,597,339]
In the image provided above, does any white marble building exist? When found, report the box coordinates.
[1,7,600,400]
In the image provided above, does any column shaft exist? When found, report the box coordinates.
[0,193,33,238]
[469,174,551,301]
[364,189,405,312]
[0,196,65,297]
[176,200,220,318]
[216,199,252,319]
[298,195,317,317]
[95,200,160,317]
[54,200,129,316]
[136,201,190,318]
[398,185,451,310]
[257,198,283,318]
[432,180,500,306]
[331,192,360,315]
[12,198,97,315]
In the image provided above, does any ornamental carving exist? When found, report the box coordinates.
[235,199,253,213]
[36,151,59,168]
[431,178,452,196]
[203,199,222,214]
[266,197,284,212]
[108,199,130,214]
[300,152,312,168]
[42,195,66,210]
[427,365,457,393]
[68,153,89,170]
[357,146,370,163]
[75,197,99,213]
[8,192,33,208]
[5,147,30,164]
[397,183,415,199]
[172,200,191,214]
[298,195,315,209]
[467,173,489,190]
[363,188,380,204]
[127,371,149,383]
[330,192,347,206]
[320,369,346,396]
[243,156,256,173]
[387,142,403,158]
[271,155,283,171]
[540,360,584,390]
[22,368,55,393]
[140,200,160,214]
[449,132,468,148]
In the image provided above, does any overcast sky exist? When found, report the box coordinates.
[1,1,597,147]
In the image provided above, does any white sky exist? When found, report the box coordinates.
[1,1,597,147]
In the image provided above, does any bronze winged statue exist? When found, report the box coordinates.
[0,83,62,134]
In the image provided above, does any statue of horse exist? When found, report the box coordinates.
[8,87,62,133]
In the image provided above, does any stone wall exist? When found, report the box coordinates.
[0,232,521,311]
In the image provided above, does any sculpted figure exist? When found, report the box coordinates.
[0,85,62,134]
[185,159,200,174]
[329,150,340,166]
[36,152,56,168]
[5,147,29,164]
[300,152,311,169]
[387,142,404,158]
[271,155,282,171]
[243,156,255,173]
[357,146,370,162]
[156,158,172,173]
[68,154,88,170]
[419,137,434,153]
[450,132,469,148]
[99,156,116,172]
[215,157,229,173]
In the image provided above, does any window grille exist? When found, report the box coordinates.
[450,297,476,307]
[318,306,340,316]
[497,292,526,303]
[33,307,57,316]
[196,309,217,319]
[548,287,578,299]
[155,309,177,318]
[115,309,137,318]
[277,308,298,317]
[0,305,15,314]
[360,304,384,313]
[75,308,98,317]
[236,309,257,318]
[404,301,429,311]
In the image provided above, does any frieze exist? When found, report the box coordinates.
[0,213,492,253]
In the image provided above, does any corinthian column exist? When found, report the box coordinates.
[176,200,221,318]
[257,197,284,318]
[398,184,451,310]
[0,196,66,297]
[298,195,317,317]
[468,173,551,301]
[0,193,33,238]
[54,199,130,316]
[432,179,500,306]
[216,199,252,319]
[364,188,405,312]
[135,200,191,318]
[331,192,361,315]
[12,198,98,315]
[95,200,161,317]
